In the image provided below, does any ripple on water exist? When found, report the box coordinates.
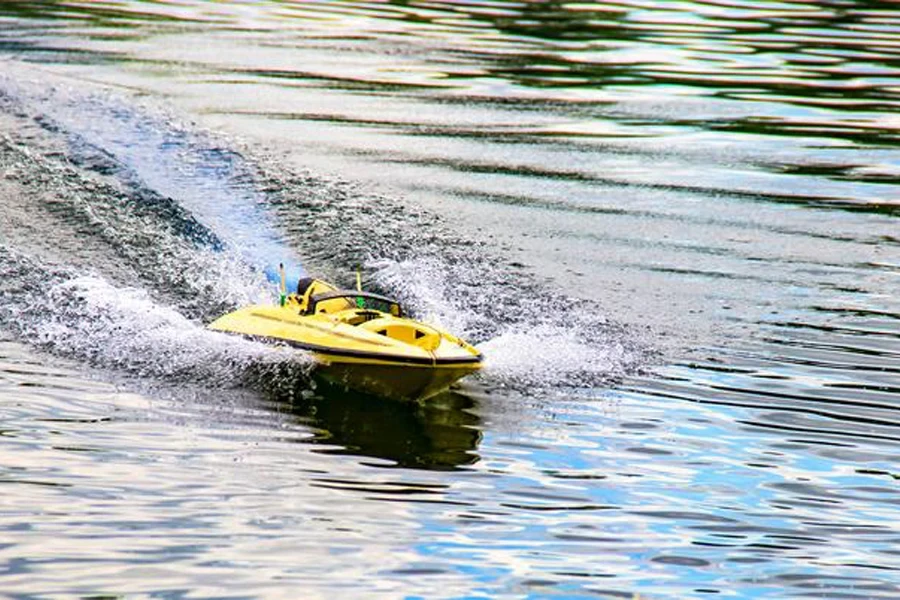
[0,1,898,598]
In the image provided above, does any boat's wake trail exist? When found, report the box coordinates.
[0,63,651,398]
[0,71,313,389]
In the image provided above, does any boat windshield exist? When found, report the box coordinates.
[306,290,403,317]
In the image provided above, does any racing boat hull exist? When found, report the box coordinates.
[208,278,482,401]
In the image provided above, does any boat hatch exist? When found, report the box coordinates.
[362,321,441,351]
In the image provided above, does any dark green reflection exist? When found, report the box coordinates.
[5,0,900,147]
[281,384,482,471]
[0,0,205,26]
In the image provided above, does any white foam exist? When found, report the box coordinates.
[368,257,643,393]
[27,275,312,384]
[477,324,634,390]
[367,256,489,337]
[185,246,280,311]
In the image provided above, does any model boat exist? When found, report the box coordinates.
[208,271,482,401]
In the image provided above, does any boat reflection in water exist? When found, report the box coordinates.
[270,383,482,470]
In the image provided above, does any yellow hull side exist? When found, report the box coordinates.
[208,299,482,401]
[315,355,481,402]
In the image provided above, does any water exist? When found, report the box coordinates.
[0,1,898,597]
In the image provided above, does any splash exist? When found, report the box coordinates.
[368,256,647,394]
[366,256,491,339]
[477,325,634,390]
[0,252,312,387]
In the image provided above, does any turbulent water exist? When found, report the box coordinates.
[0,1,899,598]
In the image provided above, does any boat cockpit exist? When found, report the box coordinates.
[304,290,403,318]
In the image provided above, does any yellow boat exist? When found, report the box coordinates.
[208,274,482,401]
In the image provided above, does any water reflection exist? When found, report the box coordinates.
[5,0,900,107]
[278,385,482,470]
[1,1,899,597]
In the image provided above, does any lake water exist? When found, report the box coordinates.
[0,1,898,598]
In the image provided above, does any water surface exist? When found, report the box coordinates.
[0,1,899,598]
